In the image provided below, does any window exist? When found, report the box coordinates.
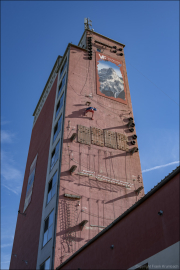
[55,93,64,118]
[50,141,60,170]
[58,74,66,98]
[60,59,67,77]
[43,210,54,246]
[47,172,57,204]
[23,155,38,212]
[53,115,62,142]
[40,257,50,270]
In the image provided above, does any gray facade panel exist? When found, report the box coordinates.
[36,49,70,269]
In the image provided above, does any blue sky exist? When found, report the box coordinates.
[1,1,179,269]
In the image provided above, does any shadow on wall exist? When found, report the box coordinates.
[105,191,136,204]
[57,197,81,264]
[74,178,128,193]
[66,108,86,119]
[60,171,72,177]
[66,108,96,121]
[104,125,129,130]
[103,152,127,159]
[63,138,72,144]
[73,104,86,106]
[56,224,84,239]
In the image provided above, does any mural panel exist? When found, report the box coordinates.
[104,130,117,150]
[77,125,91,145]
[96,52,127,104]
[116,133,129,151]
[91,127,104,147]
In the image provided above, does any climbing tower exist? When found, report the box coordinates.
[10,24,144,270]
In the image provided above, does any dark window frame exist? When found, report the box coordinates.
[43,210,54,247]
[55,93,64,119]
[53,114,62,142]
[58,73,66,98]
[60,59,67,78]
[47,171,57,205]
[40,257,50,270]
[50,141,60,171]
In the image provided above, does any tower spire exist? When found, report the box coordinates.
[84,18,93,30]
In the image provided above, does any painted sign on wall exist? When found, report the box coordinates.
[23,155,38,212]
[96,52,127,104]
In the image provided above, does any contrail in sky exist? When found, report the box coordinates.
[142,161,179,173]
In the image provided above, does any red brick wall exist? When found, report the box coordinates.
[10,76,57,270]
[60,173,179,269]
[54,32,144,268]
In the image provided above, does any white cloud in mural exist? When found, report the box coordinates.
[98,60,122,78]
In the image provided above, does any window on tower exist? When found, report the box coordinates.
[43,210,54,247]
[40,257,50,270]
[23,155,38,212]
[47,171,57,204]
[50,141,60,171]
[53,115,62,142]
[60,59,67,78]
[58,73,66,98]
[55,93,64,119]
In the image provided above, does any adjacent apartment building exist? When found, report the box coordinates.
[10,25,144,269]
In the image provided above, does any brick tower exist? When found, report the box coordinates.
[10,23,144,270]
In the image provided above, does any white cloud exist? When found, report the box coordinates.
[140,128,179,170]
[1,117,10,126]
[142,161,179,173]
[1,243,13,248]
[2,184,19,195]
[1,232,14,241]
[2,165,22,181]
[1,253,11,270]
[1,127,23,195]
[1,120,10,125]
[1,151,23,195]
[1,130,14,143]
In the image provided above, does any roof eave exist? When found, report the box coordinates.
[87,29,125,47]
[33,55,62,116]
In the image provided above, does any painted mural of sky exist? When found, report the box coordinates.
[1,1,179,269]
[98,61,122,78]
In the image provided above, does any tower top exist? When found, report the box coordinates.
[84,18,94,31]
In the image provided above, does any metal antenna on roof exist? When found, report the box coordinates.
[84,18,93,30]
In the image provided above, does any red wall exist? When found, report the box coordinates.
[10,77,57,269]
[54,32,144,268]
[59,172,179,269]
